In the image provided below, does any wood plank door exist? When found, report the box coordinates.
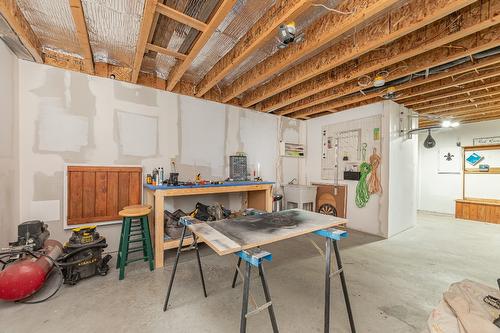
[67,166,142,225]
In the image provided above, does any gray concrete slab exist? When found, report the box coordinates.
[1,212,499,332]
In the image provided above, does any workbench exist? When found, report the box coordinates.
[144,181,274,268]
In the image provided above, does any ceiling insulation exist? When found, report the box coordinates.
[147,0,222,80]
[182,0,275,84]
[16,0,81,57]
[81,0,145,67]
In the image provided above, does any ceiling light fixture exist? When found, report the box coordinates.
[373,75,386,87]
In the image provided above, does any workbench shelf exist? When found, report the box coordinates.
[456,144,500,224]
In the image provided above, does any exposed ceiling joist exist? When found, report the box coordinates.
[405,79,500,106]
[289,60,500,119]
[435,104,500,117]
[69,0,94,74]
[420,105,500,126]
[195,0,313,97]
[235,0,478,107]
[166,0,238,91]
[0,0,43,63]
[220,0,402,103]
[145,43,186,60]
[396,69,500,103]
[269,9,500,115]
[277,27,500,116]
[413,88,500,111]
[423,95,500,114]
[131,0,158,83]
[156,2,208,32]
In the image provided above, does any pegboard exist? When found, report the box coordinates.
[321,115,382,181]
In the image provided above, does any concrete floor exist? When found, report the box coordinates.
[1,212,499,333]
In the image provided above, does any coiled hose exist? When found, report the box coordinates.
[355,162,372,208]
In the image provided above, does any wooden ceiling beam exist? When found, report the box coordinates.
[166,0,237,91]
[422,96,500,114]
[270,14,500,115]
[434,104,500,117]
[195,0,313,98]
[276,30,500,116]
[220,0,403,103]
[0,0,43,63]
[69,0,94,74]
[145,43,186,60]
[396,69,500,103]
[420,106,500,126]
[131,0,158,83]
[405,79,500,106]
[289,67,500,119]
[156,3,208,32]
[413,88,500,111]
[235,0,478,106]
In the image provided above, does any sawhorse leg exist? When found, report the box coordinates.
[314,228,356,333]
[163,220,207,311]
[236,249,279,333]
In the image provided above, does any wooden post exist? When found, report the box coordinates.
[154,192,165,268]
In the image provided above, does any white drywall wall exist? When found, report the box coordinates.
[385,102,418,237]
[305,101,418,237]
[16,60,303,251]
[0,40,19,247]
[418,119,500,214]
[306,103,390,237]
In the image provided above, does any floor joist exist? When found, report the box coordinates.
[131,0,158,83]
[220,0,401,103]
[69,0,94,74]
[271,16,500,115]
[404,79,500,106]
[413,88,500,111]
[277,34,500,116]
[233,0,477,107]
[289,60,500,119]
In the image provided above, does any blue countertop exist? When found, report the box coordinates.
[145,181,274,190]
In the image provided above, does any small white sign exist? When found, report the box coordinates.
[473,136,500,146]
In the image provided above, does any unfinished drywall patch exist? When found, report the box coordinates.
[113,81,158,107]
[179,95,226,178]
[33,171,63,201]
[116,110,158,157]
[37,107,89,152]
[31,68,97,162]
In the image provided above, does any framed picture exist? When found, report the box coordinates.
[438,148,461,174]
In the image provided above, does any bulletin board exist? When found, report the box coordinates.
[321,116,382,181]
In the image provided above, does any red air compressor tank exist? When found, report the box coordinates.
[0,240,62,301]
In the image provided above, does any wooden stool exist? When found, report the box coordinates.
[122,204,152,210]
[116,207,154,280]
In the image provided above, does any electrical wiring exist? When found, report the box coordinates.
[312,3,354,15]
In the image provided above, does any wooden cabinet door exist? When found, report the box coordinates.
[67,166,142,225]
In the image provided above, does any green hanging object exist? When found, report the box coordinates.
[355,162,372,208]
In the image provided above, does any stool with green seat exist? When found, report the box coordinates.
[117,206,154,280]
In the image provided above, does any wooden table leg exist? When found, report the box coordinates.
[247,186,273,212]
[154,193,165,268]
